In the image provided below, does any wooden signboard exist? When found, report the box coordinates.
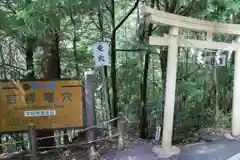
[0,79,83,132]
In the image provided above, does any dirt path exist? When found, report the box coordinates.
[100,142,155,160]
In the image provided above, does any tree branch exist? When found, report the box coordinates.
[152,26,159,32]
[89,15,101,30]
[5,0,16,14]
[168,0,178,13]
[177,0,197,16]
[163,0,169,11]
[0,44,7,79]
[0,0,16,14]
[3,63,26,71]
[116,48,145,52]
[175,6,184,14]
[113,0,140,32]
[103,1,113,15]
[68,0,76,26]
[156,0,161,10]
[98,3,104,38]
[116,48,160,55]
[177,67,200,81]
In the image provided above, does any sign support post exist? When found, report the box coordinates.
[93,42,112,138]
[28,123,37,160]
[84,70,99,159]
[100,68,112,138]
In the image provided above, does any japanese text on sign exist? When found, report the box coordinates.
[0,80,83,132]
[24,110,56,117]
[93,41,109,67]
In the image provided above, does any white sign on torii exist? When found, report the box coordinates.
[140,6,240,149]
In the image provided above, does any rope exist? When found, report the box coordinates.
[181,37,233,53]
[123,116,131,123]
[37,116,119,141]
[37,134,119,150]
[0,151,28,159]
[5,134,120,158]
[0,115,128,159]
[0,116,120,146]
[0,140,26,147]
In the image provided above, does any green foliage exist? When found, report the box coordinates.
[174,107,214,140]
[179,80,203,99]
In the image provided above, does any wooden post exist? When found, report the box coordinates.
[100,67,112,139]
[84,70,99,160]
[118,112,125,150]
[161,27,179,149]
[28,123,37,160]
[232,36,240,137]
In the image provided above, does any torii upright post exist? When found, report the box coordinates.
[161,27,179,149]
[232,36,240,137]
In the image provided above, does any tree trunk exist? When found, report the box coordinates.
[26,37,35,80]
[159,49,168,105]
[21,36,36,151]
[104,66,112,118]
[73,28,80,78]
[0,44,7,79]
[110,0,118,127]
[41,32,61,78]
[69,0,80,78]
[38,30,60,148]
[139,52,150,139]
[109,0,140,127]
[110,33,118,127]
[212,53,219,123]
[139,0,155,139]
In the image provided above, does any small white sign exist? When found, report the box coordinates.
[215,54,226,67]
[24,110,56,117]
[93,41,109,67]
[155,126,161,141]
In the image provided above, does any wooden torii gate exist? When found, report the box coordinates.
[140,6,240,149]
